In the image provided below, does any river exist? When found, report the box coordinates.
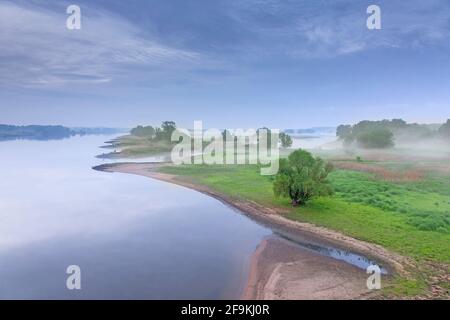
[0,134,381,299]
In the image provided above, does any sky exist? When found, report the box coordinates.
[1,0,450,129]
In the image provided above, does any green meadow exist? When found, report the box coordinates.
[159,159,450,296]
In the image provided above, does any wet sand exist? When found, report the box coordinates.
[242,236,372,299]
[93,162,412,299]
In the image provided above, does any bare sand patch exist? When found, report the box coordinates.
[242,236,371,300]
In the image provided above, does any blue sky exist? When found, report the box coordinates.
[1,0,450,128]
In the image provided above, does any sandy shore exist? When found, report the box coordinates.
[241,236,373,299]
[93,162,413,299]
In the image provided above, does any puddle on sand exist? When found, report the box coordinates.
[275,231,389,274]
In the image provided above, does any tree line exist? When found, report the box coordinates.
[336,119,450,148]
[0,124,122,141]
[130,121,177,142]
[130,122,293,148]
[131,123,332,207]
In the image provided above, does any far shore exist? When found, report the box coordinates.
[93,162,412,299]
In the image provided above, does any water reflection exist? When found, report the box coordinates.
[0,134,385,299]
[0,135,271,299]
[275,233,387,274]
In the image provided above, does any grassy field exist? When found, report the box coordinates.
[159,158,450,296]
[106,135,174,156]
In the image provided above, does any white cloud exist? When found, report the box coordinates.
[0,2,200,87]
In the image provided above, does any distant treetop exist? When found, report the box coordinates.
[335,119,441,149]
[130,121,177,142]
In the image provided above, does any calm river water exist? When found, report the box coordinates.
[0,134,381,299]
[0,135,272,299]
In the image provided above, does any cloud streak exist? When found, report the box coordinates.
[0,1,200,87]
[222,0,450,59]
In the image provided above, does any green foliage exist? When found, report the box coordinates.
[407,211,450,232]
[130,125,155,137]
[158,163,450,264]
[159,121,177,141]
[336,124,352,139]
[356,127,394,148]
[273,149,333,205]
[160,164,278,205]
[352,119,407,135]
[130,121,177,142]
[386,277,427,297]
[329,170,450,234]
[335,119,439,148]
[279,132,293,148]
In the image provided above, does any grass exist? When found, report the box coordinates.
[329,170,450,233]
[160,164,450,266]
[111,135,174,156]
[159,156,450,297]
[161,164,279,205]
[112,132,449,297]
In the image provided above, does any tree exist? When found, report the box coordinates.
[389,119,407,129]
[155,121,177,141]
[273,149,333,206]
[161,121,176,137]
[130,125,155,138]
[336,125,352,139]
[356,127,394,148]
[279,132,293,148]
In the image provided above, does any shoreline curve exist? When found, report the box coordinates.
[93,162,413,299]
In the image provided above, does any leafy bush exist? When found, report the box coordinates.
[273,149,333,206]
[407,215,449,232]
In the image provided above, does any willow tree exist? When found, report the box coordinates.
[273,149,333,206]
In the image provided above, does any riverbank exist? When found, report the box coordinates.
[241,235,374,299]
[93,162,415,299]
